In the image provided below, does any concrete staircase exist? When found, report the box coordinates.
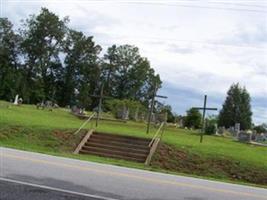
[76,131,151,163]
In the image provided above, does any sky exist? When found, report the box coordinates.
[1,0,267,124]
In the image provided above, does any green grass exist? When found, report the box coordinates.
[0,100,267,186]
[161,128,267,170]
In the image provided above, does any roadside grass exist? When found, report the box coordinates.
[0,101,266,186]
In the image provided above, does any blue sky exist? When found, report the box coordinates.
[1,0,267,124]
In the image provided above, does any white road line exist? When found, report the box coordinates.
[0,177,119,200]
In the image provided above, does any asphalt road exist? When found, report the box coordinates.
[0,147,266,200]
[0,179,101,200]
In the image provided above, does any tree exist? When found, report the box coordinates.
[184,108,202,129]
[253,124,267,133]
[0,18,21,101]
[105,99,146,120]
[218,83,252,130]
[62,29,102,108]
[103,45,118,95]
[0,9,161,110]
[204,115,218,135]
[155,103,175,123]
[20,8,68,103]
[103,44,162,102]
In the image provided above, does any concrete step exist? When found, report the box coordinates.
[92,132,150,145]
[85,142,150,154]
[86,138,150,150]
[79,149,146,162]
[76,131,152,163]
[94,132,150,141]
[81,146,147,158]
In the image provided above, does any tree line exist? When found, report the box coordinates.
[0,8,161,110]
[2,8,258,129]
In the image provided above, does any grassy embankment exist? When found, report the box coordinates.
[0,100,266,186]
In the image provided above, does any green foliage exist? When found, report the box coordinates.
[184,108,202,129]
[156,103,175,123]
[205,124,216,135]
[105,99,146,121]
[103,44,162,103]
[253,123,267,133]
[0,8,162,110]
[20,8,68,103]
[204,116,218,135]
[0,18,21,101]
[62,29,102,108]
[218,83,252,130]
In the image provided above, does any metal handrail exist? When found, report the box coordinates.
[148,122,165,147]
[74,112,96,135]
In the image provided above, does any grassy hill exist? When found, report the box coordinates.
[0,100,266,186]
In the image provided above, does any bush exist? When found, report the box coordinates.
[184,108,202,129]
[104,99,147,121]
[205,124,216,135]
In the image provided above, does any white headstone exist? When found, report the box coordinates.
[122,106,129,120]
[14,94,19,105]
[237,131,251,143]
[235,123,240,134]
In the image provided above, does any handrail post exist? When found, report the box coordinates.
[74,112,96,135]
[148,122,164,147]
[160,122,166,140]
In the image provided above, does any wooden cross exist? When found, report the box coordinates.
[193,95,217,143]
[146,83,168,134]
[90,84,111,127]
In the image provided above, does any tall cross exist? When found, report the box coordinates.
[90,84,111,127]
[193,95,217,143]
[146,83,168,134]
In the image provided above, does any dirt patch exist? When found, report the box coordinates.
[151,143,267,185]
[52,129,87,152]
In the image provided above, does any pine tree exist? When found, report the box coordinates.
[218,83,252,130]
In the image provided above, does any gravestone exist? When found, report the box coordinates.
[255,133,267,143]
[217,126,225,135]
[234,123,240,136]
[18,97,23,105]
[37,101,45,110]
[176,117,184,128]
[155,113,165,124]
[237,131,252,143]
[251,130,257,141]
[139,112,146,121]
[72,105,81,114]
[228,126,235,136]
[129,107,139,121]
[122,107,129,120]
[37,101,57,111]
[93,106,102,113]
[151,113,156,123]
[13,94,19,105]
[133,107,139,121]
[116,105,129,120]
[214,123,218,134]
[45,101,53,111]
